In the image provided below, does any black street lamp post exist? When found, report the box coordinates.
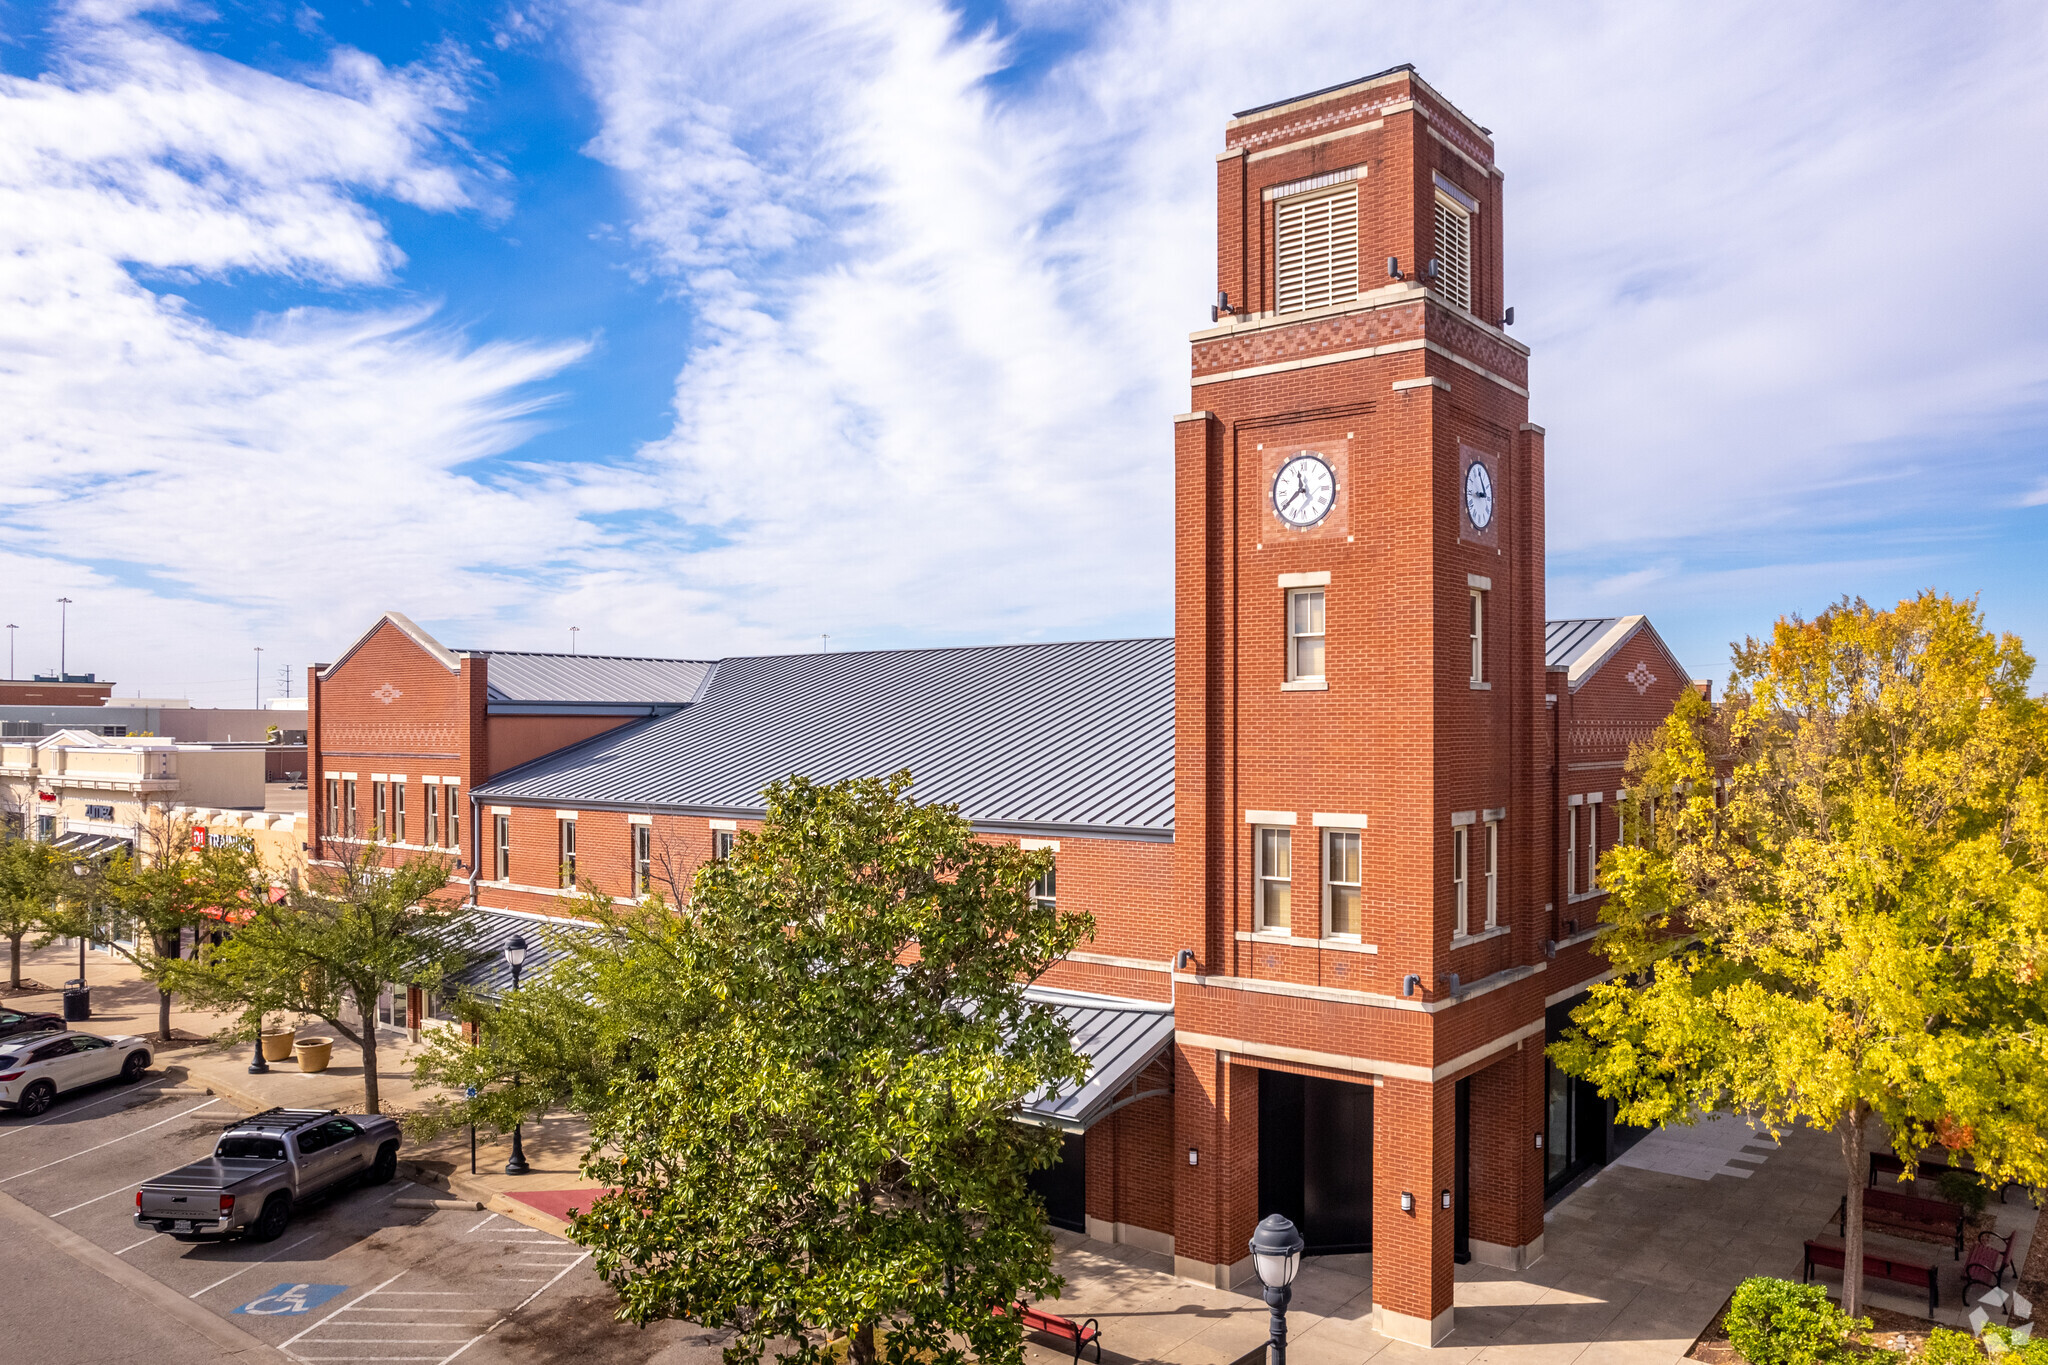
[502,935,530,1176]
[1250,1213,1305,1365]
[248,1011,270,1074]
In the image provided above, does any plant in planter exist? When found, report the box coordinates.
[1933,1169,1990,1218]
[1723,1277,1868,1365]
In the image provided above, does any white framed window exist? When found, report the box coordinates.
[1255,827,1293,931]
[423,782,439,847]
[343,780,357,838]
[559,818,578,889]
[1484,820,1499,928]
[373,782,387,839]
[713,829,734,862]
[1323,829,1361,938]
[633,824,652,897]
[1434,193,1473,311]
[1276,186,1359,314]
[325,778,340,839]
[391,781,406,845]
[1286,588,1326,682]
[1565,804,1578,897]
[446,788,460,856]
[1030,861,1057,912]
[1453,825,1470,935]
[1585,800,1600,893]
[1469,588,1485,684]
[493,814,510,882]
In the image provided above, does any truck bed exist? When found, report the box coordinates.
[138,1157,282,1216]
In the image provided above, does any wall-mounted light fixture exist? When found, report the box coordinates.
[1503,306,1516,326]
[1535,1132,1544,1151]
[1188,1149,1199,1167]
[1386,256,1402,280]
[1403,973,1422,997]
[1400,1191,1414,1214]
[1440,1190,1452,1210]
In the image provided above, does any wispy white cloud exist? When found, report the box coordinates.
[553,0,2048,660]
[0,4,589,694]
[4,0,2046,700]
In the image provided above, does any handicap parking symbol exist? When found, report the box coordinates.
[234,1282,348,1315]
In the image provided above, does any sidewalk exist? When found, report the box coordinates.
[7,942,605,1235]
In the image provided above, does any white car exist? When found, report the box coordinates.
[0,1030,153,1115]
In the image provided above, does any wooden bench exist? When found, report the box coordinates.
[1837,1187,1965,1259]
[1803,1239,1939,1316]
[1966,1229,2018,1294]
[1871,1151,2029,1204]
[993,1301,1101,1363]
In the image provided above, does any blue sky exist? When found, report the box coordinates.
[0,0,2043,705]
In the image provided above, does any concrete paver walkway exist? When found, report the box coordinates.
[1025,1115,2036,1364]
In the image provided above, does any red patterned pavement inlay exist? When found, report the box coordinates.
[507,1187,616,1222]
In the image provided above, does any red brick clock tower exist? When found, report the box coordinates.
[1170,66,1549,1345]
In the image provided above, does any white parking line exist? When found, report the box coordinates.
[463,1211,499,1234]
[0,1077,195,1142]
[511,1250,591,1312]
[278,1270,409,1355]
[188,1229,322,1297]
[114,1232,160,1255]
[0,1098,219,1184]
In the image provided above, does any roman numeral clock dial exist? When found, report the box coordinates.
[1271,452,1336,528]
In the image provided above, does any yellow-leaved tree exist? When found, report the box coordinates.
[1551,592,2048,1316]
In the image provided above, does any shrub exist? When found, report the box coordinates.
[1933,1169,1990,1216]
[1919,1328,1982,1364]
[1723,1276,1869,1365]
[1981,1325,2048,1364]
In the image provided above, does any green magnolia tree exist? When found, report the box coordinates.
[76,820,268,1042]
[411,772,1095,1365]
[1551,592,2048,1316]
[170,841,466,1113]
[0,835,66,989]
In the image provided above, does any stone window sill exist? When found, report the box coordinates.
[1450,924,1510,949]
[1234,930,1378,953]
[1281,678,1328,692]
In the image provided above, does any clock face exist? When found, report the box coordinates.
[1271,453,1336,528]
[1464,460,1495,530]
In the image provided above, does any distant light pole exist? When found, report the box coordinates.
[5,623,15,679]
[56,597,73,677]
[569,626,579,656]
[503,935,531,1176]
[254,646,264,709]
[1250,1214,1305,1365]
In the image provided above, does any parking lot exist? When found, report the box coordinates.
[0,1067,726,1364]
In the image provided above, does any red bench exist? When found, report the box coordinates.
[1871,1151,2028,1204]
[1803,1239,1939,1316]
[1966,1229,2018,1294]
[992,1301,1101,1363]
[1837,1188,1965,1259]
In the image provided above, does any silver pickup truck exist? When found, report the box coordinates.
[134,1107,402,1241]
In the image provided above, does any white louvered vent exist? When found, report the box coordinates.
[1276,187,1359,314]
[1434,197,1472,311]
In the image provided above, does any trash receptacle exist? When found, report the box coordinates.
[62,987,91,1021]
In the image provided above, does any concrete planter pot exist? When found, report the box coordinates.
[260,1032,297,1062]
[294,1037,334,1073]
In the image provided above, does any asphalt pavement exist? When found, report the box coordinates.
[0,1067,727,1365]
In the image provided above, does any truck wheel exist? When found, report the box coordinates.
[16,1081,55,1116]
[120,1051,151,1083]
[251,1193,292,1242]
[367,1142,398,1186]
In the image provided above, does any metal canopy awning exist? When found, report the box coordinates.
[51,833,130,857]
[1019,985,1175,1134]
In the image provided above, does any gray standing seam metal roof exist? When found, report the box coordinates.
[468,652,716,706]
[441,910,593,999]
[473,638,1176,839]
[1018,987,1175,1133]
[1545,619,1624,671]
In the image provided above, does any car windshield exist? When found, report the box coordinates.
[216,1136,287,1161]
